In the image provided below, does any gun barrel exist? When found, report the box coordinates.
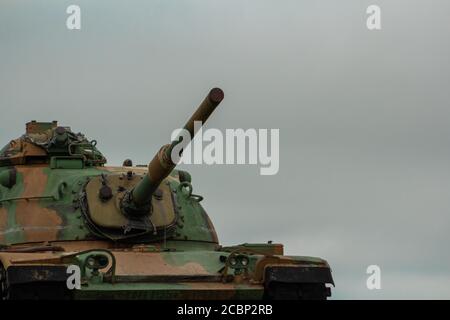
[180,87,224,140]
[124,88,224,212]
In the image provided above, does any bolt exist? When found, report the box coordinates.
[153,188,163,200]
[127,171,133,180]
[99,185,113,201]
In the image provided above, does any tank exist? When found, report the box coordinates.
[0,88,334,300]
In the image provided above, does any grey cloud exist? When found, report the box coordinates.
[1,0,450,299]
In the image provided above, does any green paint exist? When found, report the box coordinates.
[0,116,334,300]
[1,170,25,244]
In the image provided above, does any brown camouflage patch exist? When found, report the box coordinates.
[15,205,63,242]
[16,166,47,198]
[14,166,63,242]
[113,252,209,276]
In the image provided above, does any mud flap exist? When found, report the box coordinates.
[264,266,334,300]
[6,266,72,299]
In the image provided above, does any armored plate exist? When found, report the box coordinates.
[85,174,177,230]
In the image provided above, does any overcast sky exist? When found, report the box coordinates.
[1,0,450,299]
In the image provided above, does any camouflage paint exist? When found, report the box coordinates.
[0,90,334,299]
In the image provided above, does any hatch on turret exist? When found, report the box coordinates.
[0,121,107,167]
